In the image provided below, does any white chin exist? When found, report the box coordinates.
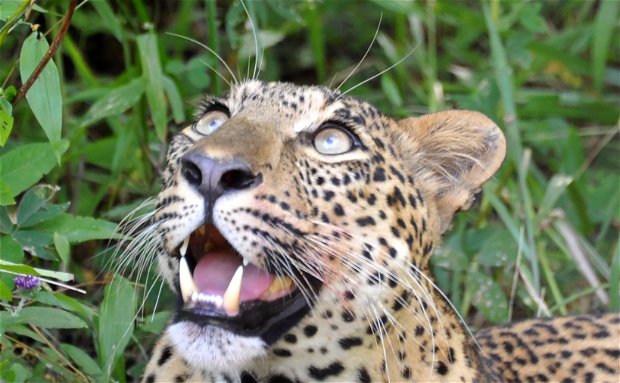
[167,321,266,373]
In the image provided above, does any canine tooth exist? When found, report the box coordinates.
[179,256,198,303]
[180,237,190,256]
[223,265,243,316]
[243,258,249,267]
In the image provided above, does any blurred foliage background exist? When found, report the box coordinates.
[0,0,618,381]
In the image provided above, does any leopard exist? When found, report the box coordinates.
[138,80,619,382]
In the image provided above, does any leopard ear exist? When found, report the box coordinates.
[395,110,506,233]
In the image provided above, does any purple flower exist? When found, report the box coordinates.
[14,274,40,289]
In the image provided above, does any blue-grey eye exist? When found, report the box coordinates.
[313,126,353,155]
[195,110,228,135]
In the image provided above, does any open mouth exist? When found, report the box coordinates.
[175,224,320,340]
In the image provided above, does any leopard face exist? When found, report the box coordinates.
[144,80,506,382]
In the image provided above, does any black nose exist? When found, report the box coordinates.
[181,152,262,202]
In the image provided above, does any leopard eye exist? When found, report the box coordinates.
[194,110,229,135]
[313,125,354,155]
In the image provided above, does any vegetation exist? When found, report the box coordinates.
[0,0,618,381]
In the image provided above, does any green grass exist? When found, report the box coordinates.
[1,0,618,381]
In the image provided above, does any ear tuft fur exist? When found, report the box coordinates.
[396,110,506,233]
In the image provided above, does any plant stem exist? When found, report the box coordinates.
[13,0,78,105]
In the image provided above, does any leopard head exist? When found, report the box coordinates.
[151,80,505,374]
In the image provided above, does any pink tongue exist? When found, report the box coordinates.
[193,251,275,301]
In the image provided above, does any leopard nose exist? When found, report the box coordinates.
[180,152,262,202]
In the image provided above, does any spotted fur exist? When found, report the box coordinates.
[137,81,619,382]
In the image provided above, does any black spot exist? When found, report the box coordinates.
[334,204,345,216]
[356,216,376,226]
[373,168,386,182]
[401,367,411,379]
[145,375,155,383]
[415,326,425,336]
[389,165,405,182]
[604,348,620,358]
[357,367,371,383]
[595,362,616,373]
[388,247,397,258]
[269,375,294,383]
[408,193,417,208]
[283,334,297,344]
[273,348,292,357]
[390,226,400,238]
[241,372,257,383]
[339,337,363,350]
[304,325,318,337]
[342,310,356,322]
[323,190,335,201]
[502,341,514,354]
[308,362,345,381]
[174,375,188,383]
[580,347,597,357]
[373,137,385,149]
[157,346,173,366]
[593,330,611,338]
[436,361,448,375]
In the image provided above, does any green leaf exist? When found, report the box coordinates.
[0,207,12,233]
[5,306,87,329]
[592,0,618,93]
[380,74,403,107]
[0,360,31,383]
[137,33,168,142]
[0,1,24,22]
[0,279,11,301]
[0,259,74,282]
[30,213,121,243]
[519,3,546,33]
[12,230,54,259]
[538,174,573,221]
[53,232,70,264]
[466,270,508,324]
[98,276,137,378]
[478,230,518,268]
[16,188,46,227]
[0,236,24,291]
[36,291,93,319]
[0,180,15,206]
[19,202,69,228]
[162,75,185,123]
[0,97,14,146]
[80,78,146,127]
[0,142,68,198]
[19,32,63,162]
[139,310,173,334]
[0,262,39,276]
[61,343,104,379]
[91,0,123,42]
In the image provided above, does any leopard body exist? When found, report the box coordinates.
[138,80,619,383]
